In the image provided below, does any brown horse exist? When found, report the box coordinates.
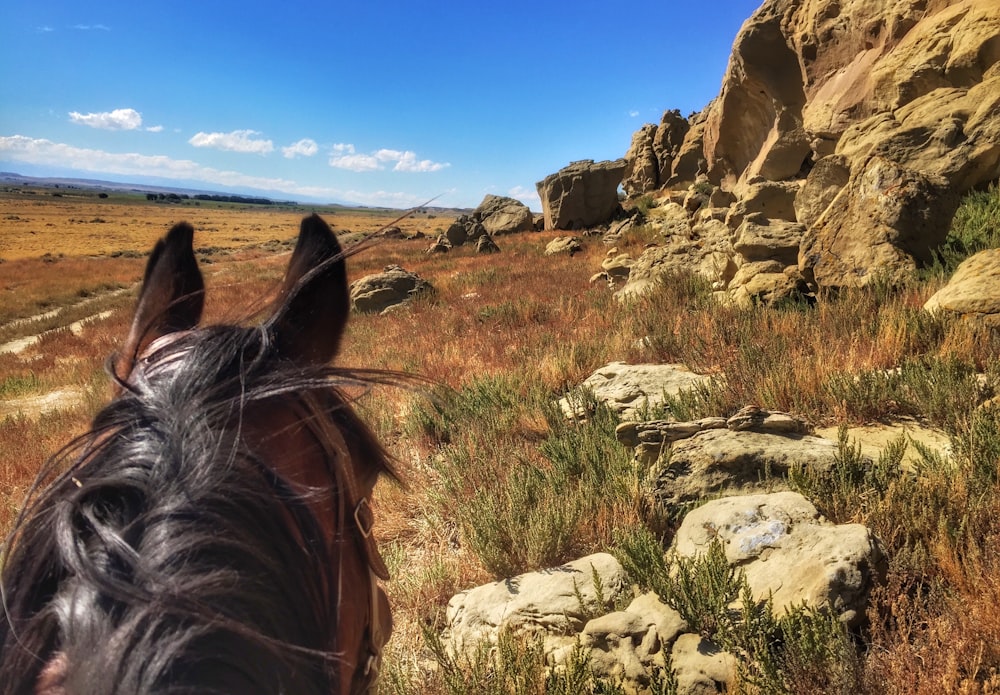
[0,215,396,694]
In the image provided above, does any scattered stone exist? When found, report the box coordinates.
[427,236,451,254]
[476,234,501,254]
[349,265,432,314]
[444,553,626,650]
[544,236,583,256]
[559,362,714,420]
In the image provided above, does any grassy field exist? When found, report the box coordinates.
[2,185,1000,693]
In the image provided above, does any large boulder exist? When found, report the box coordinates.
[673,491,887,627]
[924,248,1000,324]
[536,159,627,230]
[349,265,432,313]
[475,194,535,236]
[799,156,960,288]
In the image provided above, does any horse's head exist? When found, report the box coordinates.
[1,215,394,695]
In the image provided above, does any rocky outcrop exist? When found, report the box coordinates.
[924,248,1000,324]
[349,265,432,313]
[536,159,627,230]
[673,491,887,627]
[622,110,692,197]
[445,215,487,247]
[618,0,1000,294]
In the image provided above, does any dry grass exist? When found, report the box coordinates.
[3,192,1000,693]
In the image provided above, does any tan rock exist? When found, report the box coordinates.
[924,248,1000,323]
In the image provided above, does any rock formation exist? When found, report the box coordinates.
[619,0,1000,295]
[536,159,627,230]
[349,265,432,313]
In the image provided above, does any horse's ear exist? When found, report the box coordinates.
[267,214,349,364]
[117,222,204,377]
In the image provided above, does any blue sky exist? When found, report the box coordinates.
[1,1,762,210]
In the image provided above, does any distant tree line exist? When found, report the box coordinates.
[145,192,275,205]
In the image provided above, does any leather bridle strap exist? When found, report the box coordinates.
[295,391,389,692]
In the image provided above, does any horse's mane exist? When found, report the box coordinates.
[0,324,396,695]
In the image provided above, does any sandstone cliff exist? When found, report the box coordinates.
[623,0,1000,291]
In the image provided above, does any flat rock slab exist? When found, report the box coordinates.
[560,362,714,420]
[815,421,952,472]
[647,428,841,507]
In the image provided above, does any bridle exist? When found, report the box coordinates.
[294,390,389,694]
[128,333,390,694]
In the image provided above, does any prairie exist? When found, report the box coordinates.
[2,185,1000,693]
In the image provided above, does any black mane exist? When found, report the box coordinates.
[0,324,394,695]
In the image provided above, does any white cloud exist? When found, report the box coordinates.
[73,24,110,31]
[188,129,274,154]
[69,108,142,130]
[0,135,437,207]
[629,110,640,117]
[145,125,164,133]
[282,138,318,159]
[329,144,449,173]
[508,185,541,207]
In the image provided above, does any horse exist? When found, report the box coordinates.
[0,214,396,694]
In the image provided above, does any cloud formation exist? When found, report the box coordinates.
[0,135,431,207]
[282,138,319,159]
[329,143,449,173]
[508,185,540,206]
[69,108,143,130]
[73,24,111,31]
[188,129,274,154]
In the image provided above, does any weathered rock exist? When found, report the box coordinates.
[536,159,627,230]
[475,194,535,236]
[621,0,1000,287]
[615,218,736,300]
[544,236,583,256]
[559,362,714,420]
[800,156,960,288]
[924,248,1000,324]
[622,124,661,198]
[673,491,887,627]
[476,234,501,254]
[445,214,487,246]
[576,592,688,688]
[726,180,801,228]
[601,252,635,282]
[349,265,432,313]
[670,634,736,695]
[794,155,850,228]
[444,553,627,649]
[426,236,451,254]
[732,216,805,265]
[729,266,812,307]
[623,110,692,197]
[637,428,837,502]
